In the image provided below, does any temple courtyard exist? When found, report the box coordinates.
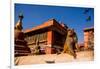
[15,50,94,65]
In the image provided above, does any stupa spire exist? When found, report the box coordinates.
[15,12,24,31]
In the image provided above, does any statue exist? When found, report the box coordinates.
[62,29,78,59]
[33,39,41,55]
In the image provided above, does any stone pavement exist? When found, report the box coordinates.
[15,51,94,65]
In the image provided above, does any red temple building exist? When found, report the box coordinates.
[84,27,94,50]
[24,18,68,54]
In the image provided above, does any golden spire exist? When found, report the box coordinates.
[15,13,24,31]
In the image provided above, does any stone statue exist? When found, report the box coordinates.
[33,39,40,55]
[62,29,78,59]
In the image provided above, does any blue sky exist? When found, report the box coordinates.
[15,4,94,43]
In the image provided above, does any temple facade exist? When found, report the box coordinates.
[24,19,68,54]
[84,27,94,50]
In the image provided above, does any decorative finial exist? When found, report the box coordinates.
[19,12,24,22]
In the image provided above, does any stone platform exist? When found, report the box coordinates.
[15,51,94,65]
